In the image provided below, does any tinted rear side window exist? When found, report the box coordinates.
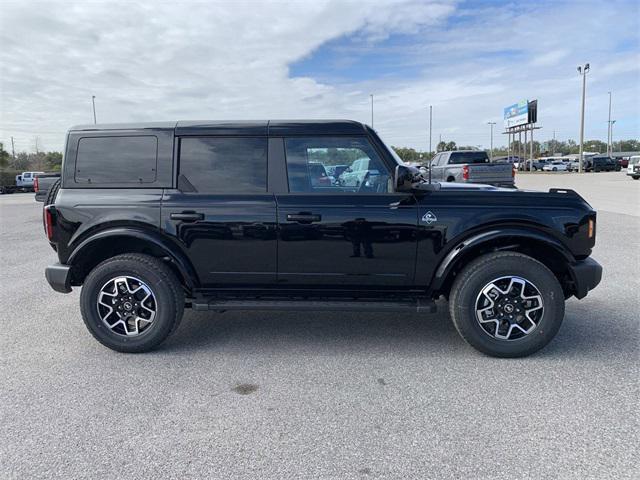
[179,137,267,193]
[75,136,158,184]
[448,152,490,164]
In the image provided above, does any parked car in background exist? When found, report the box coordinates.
[34,173,61,202]
[429,150,515,187]
[567,161,579,172]
[338,157,385,189]
[617,158,629,168]
[627,155,640,180]
[308,162,332,187]
[531,159,551,171]
[325,164,349,182]
[15,171,45,190]
[542,161,568,172]
[588,156,620,172]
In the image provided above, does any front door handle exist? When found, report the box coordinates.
[286,213,322,223]
[170,212,204,222]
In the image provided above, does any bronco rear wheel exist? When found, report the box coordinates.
[449,251,565,357]
[80,253,184,352]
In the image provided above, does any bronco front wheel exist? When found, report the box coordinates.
[449,252,565,357]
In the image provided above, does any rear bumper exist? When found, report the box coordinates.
[568,257,602,299]
[45,263,72,293]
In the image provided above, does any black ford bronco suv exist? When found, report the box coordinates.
[43,120,602,357]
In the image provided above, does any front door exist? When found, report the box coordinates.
[161,136,277,287]
[276,136,418,287]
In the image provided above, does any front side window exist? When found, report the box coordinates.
[75,135,158,184]
[285,137,390,193]
[179,137,267,193]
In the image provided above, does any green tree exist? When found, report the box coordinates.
[617,139,640,152]
[583,140,606,153]
[45,151,63,171]
[0,142,10,169]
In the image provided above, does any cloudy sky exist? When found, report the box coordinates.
[1,0,639,153]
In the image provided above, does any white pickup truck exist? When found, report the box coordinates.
[16,171,44,190]
[429,151,515,187]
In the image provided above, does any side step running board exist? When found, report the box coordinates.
[191,299,436,314]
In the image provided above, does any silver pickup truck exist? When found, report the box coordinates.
[429,150,515,187]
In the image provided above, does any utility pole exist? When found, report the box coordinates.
[34,136,40,155]
[577,63,590,173]
[607,91,612,156]
[487,122,496,160]
[552,130,556,155]
[10,136,16,160]
[92,95,97,124]
[369,94,373,128]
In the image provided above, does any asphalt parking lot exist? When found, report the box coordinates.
[0,172,638,479]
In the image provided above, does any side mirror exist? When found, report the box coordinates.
[394,165,415,191]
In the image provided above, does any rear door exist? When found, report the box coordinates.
[161,135,277,287]
[275,136,418,287]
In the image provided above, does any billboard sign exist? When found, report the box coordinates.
[504,100,529,128]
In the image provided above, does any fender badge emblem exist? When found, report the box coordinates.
[422,211,437,224]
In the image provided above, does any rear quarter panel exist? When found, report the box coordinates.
[52,189,164,263]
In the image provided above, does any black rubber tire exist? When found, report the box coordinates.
[449,251,565,358]
[80,253,184,353]
[44,178,61,206]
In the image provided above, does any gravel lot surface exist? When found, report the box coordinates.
[1,172,638,479]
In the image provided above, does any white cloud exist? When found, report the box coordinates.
[0,0,638,153]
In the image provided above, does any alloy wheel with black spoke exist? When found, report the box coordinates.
[449,251,565,358]
[97,276,157,337]
[475,276,544,341]
[80,254,184,353]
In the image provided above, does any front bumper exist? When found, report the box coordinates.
[45,263,72,293]
[568,257,602,299]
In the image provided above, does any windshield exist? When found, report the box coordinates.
[449,151,490,164]
[629,157,640,165]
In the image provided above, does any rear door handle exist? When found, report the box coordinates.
[286,213,322,223]
[170,212,204,222]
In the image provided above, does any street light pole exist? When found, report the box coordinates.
[370,94,374,128]
[487,122,496,160]
[611,120,616,155]
[92,95,97,124]
[607,91,612,156]
[577,63,590,173]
